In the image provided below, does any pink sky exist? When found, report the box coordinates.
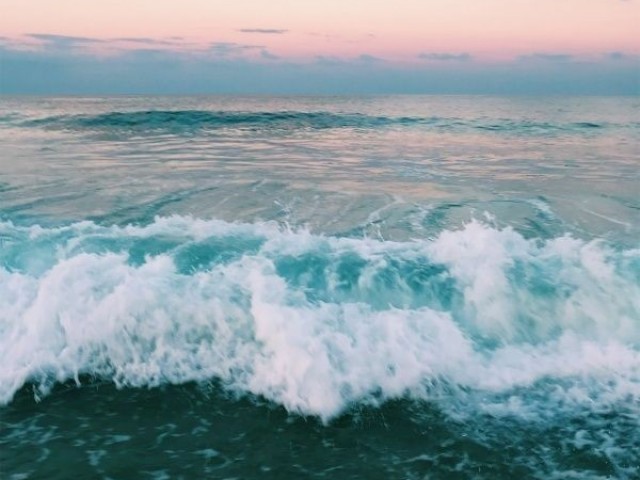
[1,0,638,62]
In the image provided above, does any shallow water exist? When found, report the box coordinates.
[1,95,639,479]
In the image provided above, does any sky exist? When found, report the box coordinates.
[0,0,638,94]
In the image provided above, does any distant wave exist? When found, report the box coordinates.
[1,216,638,420]
[20,110,615,135]
[25,111,422,131]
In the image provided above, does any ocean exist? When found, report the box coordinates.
[0,95,638,479]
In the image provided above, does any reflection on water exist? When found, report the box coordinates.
[0,95,638,243]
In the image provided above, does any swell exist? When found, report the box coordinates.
[1,216,639,420]
[19,110,620,135]
[24,111,418,131]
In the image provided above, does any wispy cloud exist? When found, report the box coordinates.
[238,28,288,34]
[314,55,343,66]
[5,33,199,54]
[209,42,263,57]
[518,53,573,62]
[357,54,384,63]
[605,51,639,61]
[113,37,183,46]
[418,52,472,61]
[260,49,280,60]
[1,33,268,60]
[313,54,385,67]
[27,33,104,47]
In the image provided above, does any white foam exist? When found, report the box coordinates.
[0,216,638,421]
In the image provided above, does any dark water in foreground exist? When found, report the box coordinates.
[0,96,639,479]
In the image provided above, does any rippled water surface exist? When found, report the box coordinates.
[1,96,639,479]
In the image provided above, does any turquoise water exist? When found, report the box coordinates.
[1,96,639,479]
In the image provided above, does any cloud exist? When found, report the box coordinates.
[25,34,186,48]
[306,32,337,41]
[1,39,636,95]
[314,55,344,66]
[313,54,384,67]
[238,28,288,34]
[1,33,265,60]
[113,37,183,46]
[260,49,279,60]
[7,33,107,55]
[605,51,639,61]
[418,52,472,61]
[518,53,573,62]
[357,54,383,63]
[26,33,104,48]
[3,34,200,54]
[209,42,263,57]
[607,51,626,60]
[0,36,16,47]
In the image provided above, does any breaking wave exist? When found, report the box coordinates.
[1,216,639,421]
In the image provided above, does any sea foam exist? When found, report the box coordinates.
[1,216,638,420]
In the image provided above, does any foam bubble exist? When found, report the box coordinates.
[1,216,638,421]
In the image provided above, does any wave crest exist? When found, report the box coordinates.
[20,110,616,135]
[1,216,639,420]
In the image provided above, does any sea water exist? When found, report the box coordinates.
[0,96,638,479]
